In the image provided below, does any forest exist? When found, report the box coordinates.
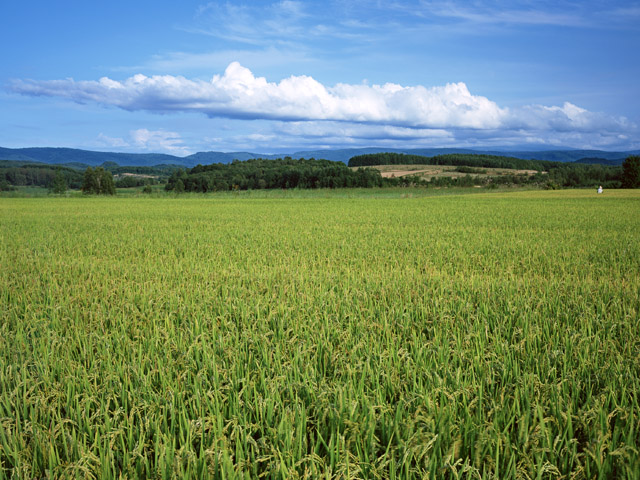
[2,154,638,193]
[0,163,83,191]
[0,161,179,191]
[349,152,557,169]
[165,158,385,192]
[349,153,627,188]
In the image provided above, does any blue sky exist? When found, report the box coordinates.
[2,0,639,155]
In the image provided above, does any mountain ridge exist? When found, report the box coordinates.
[1,146,637,168]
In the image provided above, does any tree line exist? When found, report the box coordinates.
[0,161,176,192]
[348,153,554,170]
[348,153,639,189]
[2,154,638,193]
[165,158,386,192]
[0,164,83,191]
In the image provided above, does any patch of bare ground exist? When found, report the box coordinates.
[353,164,545,180]
[116,173,159,179]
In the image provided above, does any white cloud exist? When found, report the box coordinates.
[130,129,192,156]
[273,121,638,151]
[505,102,631,133]
[96,133,129,148]
[9,62,637,153]
[277,121,453,141]
[96,129,192,155]
[9,62,506,128]
[10,62,633,141]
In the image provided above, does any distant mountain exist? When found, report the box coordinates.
[292,148,638,164]
[0,147,285,168]
[291,148,480,163]
[0,147,181,167]
[185,151,281,164]
[0,146,637,168]
[572,157,626,167]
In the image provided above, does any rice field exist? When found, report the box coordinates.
[1,189,639,479]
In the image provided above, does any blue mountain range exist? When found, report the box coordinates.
[1,146,637,168]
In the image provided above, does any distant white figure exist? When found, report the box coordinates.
[597,185,603,194]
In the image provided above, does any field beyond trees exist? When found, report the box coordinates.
[1,190,639,478]
[360,164,541,179]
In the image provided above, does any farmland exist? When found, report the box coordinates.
[1,189,639,478]
[357,164,541,180]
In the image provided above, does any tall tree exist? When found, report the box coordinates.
[82,167,98,194]
[50,168,67,194]
[621,156,640,188]
[82,166,116,194]
[97,167,116,195]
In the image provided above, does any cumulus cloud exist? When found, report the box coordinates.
[499,101,632,133]
[278,121,453,141]
[9,62,633,139]
[266,120,636,151]
[9,62,505,128]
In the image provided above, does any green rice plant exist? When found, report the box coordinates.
[1,190,639,479]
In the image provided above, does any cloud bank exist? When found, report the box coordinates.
[9,62,633,140]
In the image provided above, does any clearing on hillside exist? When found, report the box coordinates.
[354,163,543,179]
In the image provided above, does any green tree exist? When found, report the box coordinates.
[621,156,640,188]
[0,179,13,191]
[82,167,98,194]
[50,168,67,194]
[82,166,116,194]
[97,167,116,195]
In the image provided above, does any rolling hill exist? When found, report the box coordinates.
[0,146,637,168]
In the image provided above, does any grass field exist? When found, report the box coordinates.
[1,190,639,478]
